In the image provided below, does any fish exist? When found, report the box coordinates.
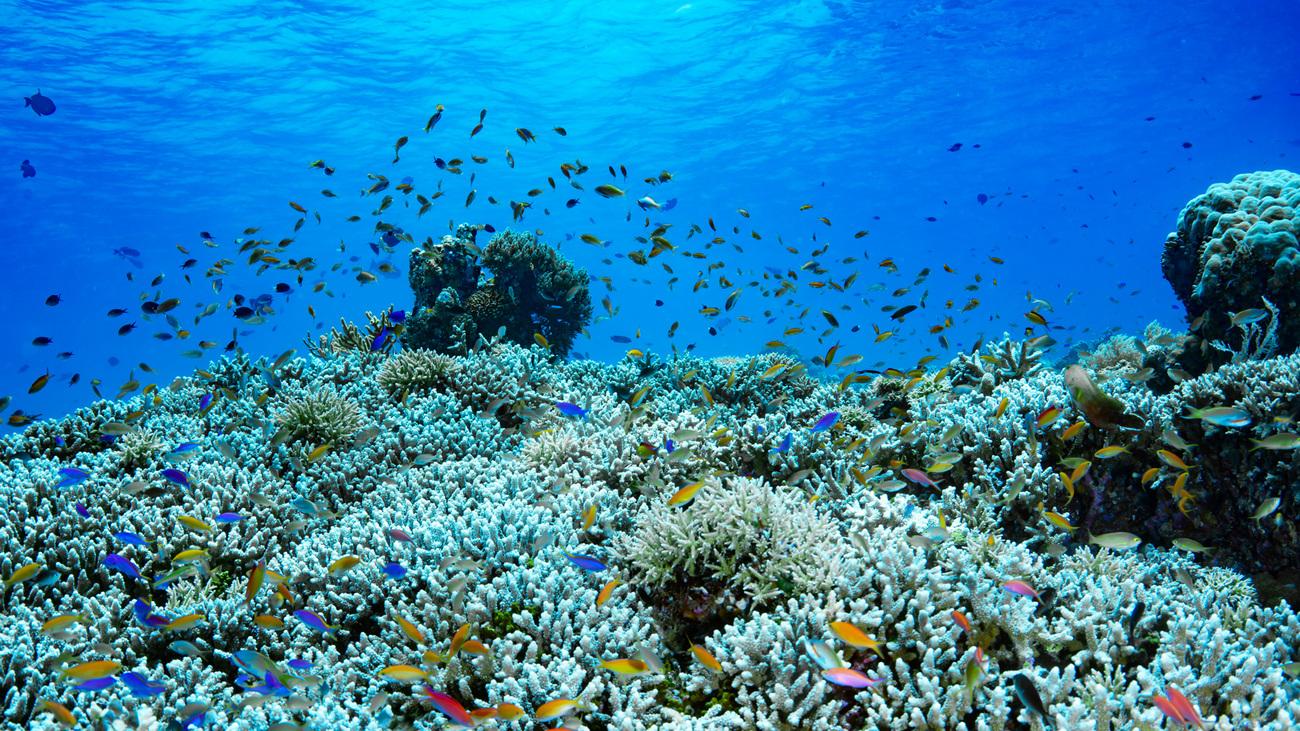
[561,551,607,572]
[1012,673,1052,727]
[1001,579,1041,601]
[534,698,589,721]
[120,671,166,698]
[691,643,722,672]
[829,621,888,659]
[1249,433,1300,451]
[1182,405,1251,428]
[25,89,56,115]
[594,184,625,198]
[1088,531,1141,550]
[56,467,89,488]
[822,667,880,687]
[810,412,840,432]
[161,468,190,487]
[555,402,589,419]
[601,658,651,675]
[1250,497,1281,522]
[103,554,143,579]
[294,609,339,637]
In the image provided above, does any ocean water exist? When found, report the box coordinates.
[3,0,1294,420]
[3,1,1300,730]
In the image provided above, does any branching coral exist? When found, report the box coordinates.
[273,387,365,444]
[375,349,462,393]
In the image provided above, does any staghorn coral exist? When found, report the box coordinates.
[112,427,164,470]
[304,309,399,357]
[947,336,1046,395]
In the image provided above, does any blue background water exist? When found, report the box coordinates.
[1,0,1295,423]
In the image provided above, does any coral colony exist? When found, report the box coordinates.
[3,171,1300,730]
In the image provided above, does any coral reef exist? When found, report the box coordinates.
[3,336,1300,731]
[402,223,593,358]
[1161,169,1300,357]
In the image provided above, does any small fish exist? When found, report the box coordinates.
[327,556,360,574]
[601,658,651,675]
[667,480,705,507]
[1094,445,1129,459]
[113,531,152,546]
[561,551,606,572]
[1088,531,1141,550]
[1171,537,1213,553]
[596,579,621,608]
[691,643,723,672]
[594,184,625,198]
[24,89,56,115]
[821,667,880,687]
[56,467,89,488]
[829,621,888,659]
[1183,405,1251,428]
[420,687,476,726]
[1249,433,1300,451]
[119,671,166,698]
[1012,673,1052,727]
[555,402,589,419]
[1001,579,1041,601]
[382,562,406,580]
[294,609,339,637]
[533,698,589,722]
[810,412,840,432]
[103,554,142,579]
[902,468,938,487]
[161,468,190,487]
[1250,497,1281,522]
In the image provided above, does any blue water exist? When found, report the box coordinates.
[2,0,1295,423]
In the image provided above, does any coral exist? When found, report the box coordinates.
[112,427,163,470]
[1162,170,1300,356]
[947,336,1046,395]
[401,224,593,358]
[375,349,462,393]
[304,309,400,357]
[619,476,846,608]
[272,386,366,445]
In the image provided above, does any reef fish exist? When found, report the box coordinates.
[25,89,55,115]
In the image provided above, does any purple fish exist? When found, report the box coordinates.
[57,467,89,488]
[371,326,389,351]
[810,412,840,433]
[562,551,607,572]
[104,553,142,579]
[555,402,589,419]
[72,677,117,692]
[74,502,90,518]
[120,671,165,698]
[214,512,244,524]
[198,393,212,412]
[161,468,190,488]
[132,599,171,629]
[294,609,338,637]
[263,669,290,697]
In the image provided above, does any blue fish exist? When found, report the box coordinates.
[610,335,632,343]
[169,442,201,456]
[161,468,190,487]
[73,677,117,692]
[132,599,171,629]
[562,551,607,572]
[215,512,244,524]
[555,402,589,419]
[169,640,207,657]
[57,467,89,488]
[262,669,291,697]
[113,532,153,547]
[382,562,406,580]
[104,553,142,579]
[770,434,792,453]
[198,393,213,412]
[120,671,166,698]
[665,439,675,453]
[74,502,90,518]
[371,326,389,351]
[286,658,315,671]
[810,412,840,433]
[24,90,55,116]
[21,159,35,178]
[33,568,60,587]
[295,609,338,637]
[389,309,406,323]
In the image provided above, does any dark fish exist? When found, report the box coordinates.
[566,199,579,208]
[435,158,446,169]
[891,305,917,320]
[118,323,137,336]
[45,294,61,306]
[234,307,254,320]
[610,335,632,343]
[1145,116,1155,121]
[150,274,164,287]
[21,159,35,178]
[275,283,291,293]
[389,310,406,323]
[483,224,495,233]
[32,336,52,347]
[141,301,159,315]
[977,193,988,205]
[655,300,664,306]
[56,351,73,360]
[153,333,173,341]
[199,231,213,239]
[1182,142,1192,149]
[708,327,717,336]
[180,259,197,269]
[925,216,937,222]
[1249,94,1262,101]
[1012,674,1051,727]
[107,308,127,317]
[24,90,55,116]
[948,142,962,152]
[1128,600,1145,636]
